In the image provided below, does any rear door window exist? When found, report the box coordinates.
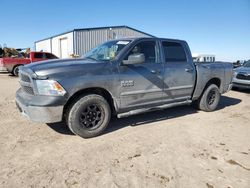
[34,53,46,59]
[162,41,187,62]
[45,53,57,59]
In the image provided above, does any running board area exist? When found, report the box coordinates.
[117,100,192,118]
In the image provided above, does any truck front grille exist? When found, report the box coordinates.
[19,71,35,95]
[236,73,250,80]
[21,85,35,95]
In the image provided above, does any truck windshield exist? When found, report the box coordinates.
[243,60,250,67]
[83,40,131,61]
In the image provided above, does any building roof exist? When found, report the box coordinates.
[192,53,215,57]
[35,25,155,43]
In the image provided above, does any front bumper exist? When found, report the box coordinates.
[232,77,250,89]
[0,66,7,71]
[226,83,233,92]
[16,89,64,123]
[16,98,64,123]
[232,82,250,89]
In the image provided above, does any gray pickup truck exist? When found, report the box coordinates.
[16,37,233,138]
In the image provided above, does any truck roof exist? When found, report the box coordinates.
[112,37,187,43]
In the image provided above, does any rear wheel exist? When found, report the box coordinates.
[67,94,111,138]
[12,65,22,76]
[198,84,221,112]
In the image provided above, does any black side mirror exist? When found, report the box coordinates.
[122,53,145,65]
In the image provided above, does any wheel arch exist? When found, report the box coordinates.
[192,77,221,101]
[199,77,221,100]
[12,64,24,71]
[205,77,221,90]
[63,87,117,117]
[12,64,24,75]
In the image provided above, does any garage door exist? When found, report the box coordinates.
[60,38,68,58]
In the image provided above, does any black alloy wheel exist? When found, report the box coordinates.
[67,94,111,138]
[207,89,216,106]
[79,104,104,130]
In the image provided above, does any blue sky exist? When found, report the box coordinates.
[0,0,249,61]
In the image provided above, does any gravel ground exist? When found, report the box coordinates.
[0,72,249,188]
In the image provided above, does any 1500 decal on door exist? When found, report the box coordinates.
[121,80,134,87]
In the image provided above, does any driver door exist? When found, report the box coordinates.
[118,39,164,110]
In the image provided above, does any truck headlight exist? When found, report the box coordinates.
[35,80,66,96]
[233,71,237,78]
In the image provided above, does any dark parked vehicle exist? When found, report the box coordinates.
[233,60,242,69]
[233,60,250,89]
[16,37,233,138]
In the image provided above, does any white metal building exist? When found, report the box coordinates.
[192,54,216,62]
[35,26,154,58]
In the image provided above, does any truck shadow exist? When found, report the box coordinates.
[46,95,241,136]
[0,71,9,75]
[0,71,17,77]
[106,95,241,134]
[46,122,74,135]
[217,95,242,110]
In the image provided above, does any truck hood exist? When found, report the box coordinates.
[235,66,250,74]
[24,58,109,78]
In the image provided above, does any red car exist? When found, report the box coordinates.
[0,52,58,76]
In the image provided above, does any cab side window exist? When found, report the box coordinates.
[34,53,44,59]
[124,41,157,63]
[46,53,57,59]
[162,41,187,62]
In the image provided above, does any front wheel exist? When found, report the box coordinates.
[67,94,111,138]
[12,65,22,76]
[198,84,221,112]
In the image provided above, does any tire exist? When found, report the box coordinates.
[67,94,111,138]
[198,84,221,112]
[12,65,22,76]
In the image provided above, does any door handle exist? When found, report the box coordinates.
[151,70,161,74]
[185,68,194,73]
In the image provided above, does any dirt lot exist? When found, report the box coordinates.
[0,72,249,188]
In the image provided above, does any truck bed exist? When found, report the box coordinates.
[192,62,233,100]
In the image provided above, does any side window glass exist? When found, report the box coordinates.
[34,53,43,59]
[162,41,187,62]
[124,41,157,63]
[46,53,57,59]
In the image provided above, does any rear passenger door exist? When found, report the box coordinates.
[161,40,195,102]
